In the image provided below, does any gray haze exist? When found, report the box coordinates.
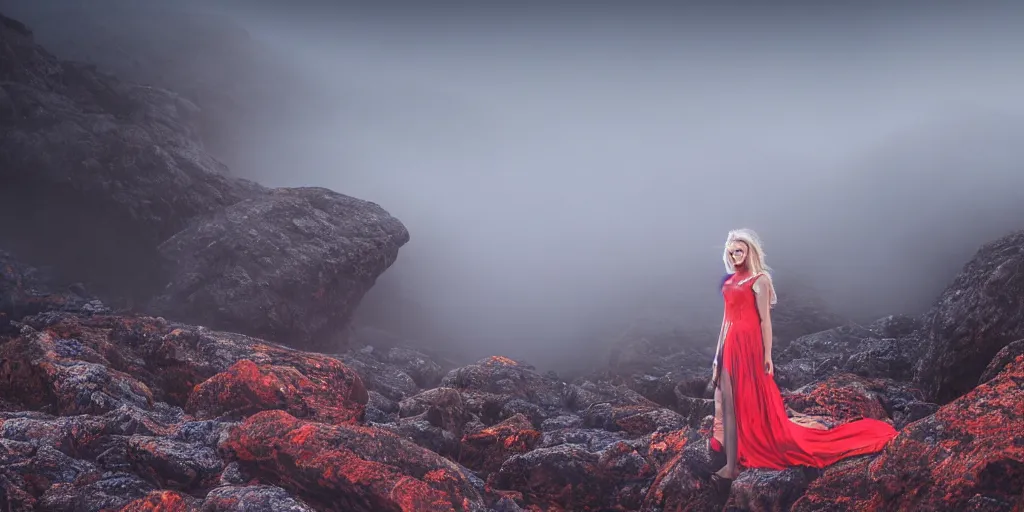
[5,0,1024,369]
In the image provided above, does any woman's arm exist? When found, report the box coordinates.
[753,274,774,375]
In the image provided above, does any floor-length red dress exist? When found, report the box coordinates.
[718,272,898,470]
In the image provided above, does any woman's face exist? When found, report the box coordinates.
[727,241,749,268]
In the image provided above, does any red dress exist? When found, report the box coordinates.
[719,272,898,470]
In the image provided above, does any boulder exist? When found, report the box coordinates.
[914,229,1024,403]
[149,186,409,351]
[793,352,1024,511]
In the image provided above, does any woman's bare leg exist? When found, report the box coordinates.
[714,368,739,479]
[712,386,725,449]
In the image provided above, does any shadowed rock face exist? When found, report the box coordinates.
[149,186,410,351]
[0,13,263,301]
[0,13,409,349]
[914,229,1024,404]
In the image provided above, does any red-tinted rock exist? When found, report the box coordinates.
[219,409,487,511]
[0,327,155,416]
[640,431,721,512]
[185,358,367,425]
[793,355,1024,511]
[460,413,541,476]
[782,373,891,424]
[120,490,201,511]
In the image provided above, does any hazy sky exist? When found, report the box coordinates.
[5,0,1024,366]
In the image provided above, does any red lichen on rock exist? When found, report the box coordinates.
[459,413,541,475]
[119,490,200,511]
[792,356,1024,511]
[219,409,486,511]
[783,373,891,423]
[185,358,367,424]
[646,428,688,466]
[0,326,156,415]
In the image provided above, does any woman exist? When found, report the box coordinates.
[709,228,898,486]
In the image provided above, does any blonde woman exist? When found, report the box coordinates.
[709,229,898,488]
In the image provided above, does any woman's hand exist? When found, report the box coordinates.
[764,355,774,376]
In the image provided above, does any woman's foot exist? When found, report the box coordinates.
[712,466,740,481]
[710,466,739,499]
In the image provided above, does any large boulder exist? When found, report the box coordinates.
[150,187,409,351]
[0,12,262,302]
[793,351,1024,511]
[914,229,1024,403]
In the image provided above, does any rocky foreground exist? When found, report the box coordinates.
[3,237,1024,511]
[1,8,1023,512]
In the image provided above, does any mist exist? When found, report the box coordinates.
[5,0,1024,370]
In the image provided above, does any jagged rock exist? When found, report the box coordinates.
[639,429,721,511]
[184,358,368,425]
[979,338,1024,385]
[149,186,409,352]
[219,409,488,512]
[914,229,1024,403]
[775,317,925,390]
[792,353,1024,511]
[459,413,541,477]
[782,373,936,431]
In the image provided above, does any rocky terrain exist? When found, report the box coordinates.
[1,9,1023,512]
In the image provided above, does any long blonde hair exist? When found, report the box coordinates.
[723,228,777,305]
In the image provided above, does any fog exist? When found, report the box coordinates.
[5,0,1024,369]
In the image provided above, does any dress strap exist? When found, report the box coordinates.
[735,272,763,286]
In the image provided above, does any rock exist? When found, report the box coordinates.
[459,413,541,477]
[725,467,815,512]
[769,278,849,348]
[0,249,110,334]
[792,353,1024,511]
[184,358,368,425]
[979,338,1024,385]
[150,186,409,352]
[639,430,721,511]
[782,373,936,431]
[219,409,488,512]
[775,320,925,390]
[0,12,262,301]
[914,229,1024,403]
